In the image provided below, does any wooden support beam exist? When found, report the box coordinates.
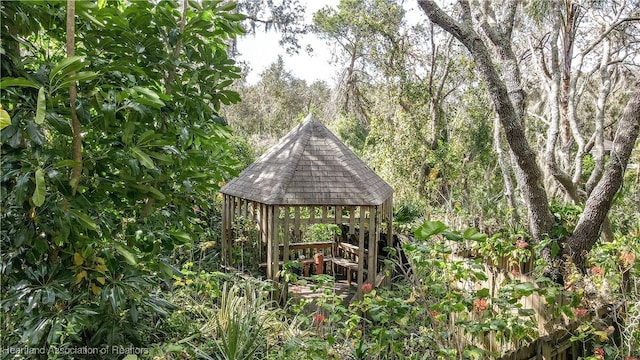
[263,203,271,277]
[322,205,328,224]
[357,206,366,289]
[270,205,279,280]
[368,205,377,285]
[294,206,301,242]
[221,195,228,266]
[283,206,290,264]
[349,206,356,234]
[389,196,394,248]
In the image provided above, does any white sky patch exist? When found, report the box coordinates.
[236,0,339,85]
[235,0,429,85]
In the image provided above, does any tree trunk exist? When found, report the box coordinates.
[494,116,520,224]
[566,81,640,269]
[67,0,82,195]
[417,0,554,241]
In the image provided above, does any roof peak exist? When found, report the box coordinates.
[221,115,393,205]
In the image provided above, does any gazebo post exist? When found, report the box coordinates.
[221,194,228,267]
[357,206,366,292]
[270,205,280,281]
[368,206,377,286]
[263,203,271,278]
[282,206,290,267]
[224,194,236,268]
[387,195,394,249]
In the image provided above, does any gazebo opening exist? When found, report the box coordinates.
[220,114,394,298]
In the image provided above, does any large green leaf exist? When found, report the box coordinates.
[131,146,155,169]
[69,210,99,231]
[32,168,46,207]
[414,221,448,239]
[168,231,191,243]
[35,87,46,124]
[113,243,137,266]
[0,107,12,130]
[15,172,31,204]
[49,56,86,83]
[0,77,40,89]
[462,228,487,241]
[54,71,98,92]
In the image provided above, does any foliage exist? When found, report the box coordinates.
[303,223,342,243]
[1,0,244,350]
[223,57,332,150]
[330,113,368,155]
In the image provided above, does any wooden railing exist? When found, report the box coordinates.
[258,240,373,282]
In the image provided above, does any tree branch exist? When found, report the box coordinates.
[566,81,640,268]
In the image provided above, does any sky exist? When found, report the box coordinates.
[235,0,340,85]
[234,0,430,86]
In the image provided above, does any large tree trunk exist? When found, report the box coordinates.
[566,81,640,269]
[417,0,554,242]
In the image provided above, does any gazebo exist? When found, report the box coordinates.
[220,114,393,293]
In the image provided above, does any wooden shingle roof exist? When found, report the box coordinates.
[220,114,393,205]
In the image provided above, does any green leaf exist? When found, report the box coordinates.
[169,231,191,243]
[130,86,165,108]
[15,172,31,204]
[476,288,490,298]
[26,120,45,146]
[217,2,238,12]
[0,107,11,130]
[137,130,158,145]
[462,228,487,241]
[55,160,81,168]
[122,121,136,145]
[551,241,560,258]
[55,71,98,91]
[114,243,137,266]
[146,186,165,200]
[518,308,536,316]
[0,77,40,89]
[49,56,86,83]
[489,319,506,330]
[32,168,46,207]
[414,221,447,239]
[35,87,46,124]
[443,231,463,241]
[131,146,155,169]
[69,209,98,231]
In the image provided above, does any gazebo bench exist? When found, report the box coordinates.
[258,257,334,277]
[331,242,368,285]
[259,241,335,277]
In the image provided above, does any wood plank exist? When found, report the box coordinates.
[309,205,315,225]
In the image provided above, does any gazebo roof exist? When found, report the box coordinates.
[220,114,393,206]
